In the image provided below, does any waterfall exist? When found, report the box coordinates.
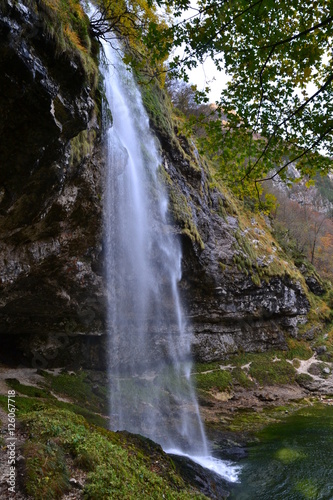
[99,28,240,481]
[103,39,207,454]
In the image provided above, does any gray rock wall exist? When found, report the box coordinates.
[0,1,106,368]
[157,134,310,361]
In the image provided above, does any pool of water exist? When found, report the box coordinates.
[230,404,333,499]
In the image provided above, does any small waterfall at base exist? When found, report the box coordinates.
[101,36,240,482]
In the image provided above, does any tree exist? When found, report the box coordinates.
[144,0,333,196]
[89,0,170,80]
[267,176,333,277]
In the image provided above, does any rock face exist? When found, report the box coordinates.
[0,1,310,369]
[155,138,310,362]
[0,1,106,368]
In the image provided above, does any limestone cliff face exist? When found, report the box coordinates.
[158,142,310,361]
[0,1,106,368]
[143,80,311,361]
[0,1,310,369]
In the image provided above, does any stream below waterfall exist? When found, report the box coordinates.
[230,403,333,499]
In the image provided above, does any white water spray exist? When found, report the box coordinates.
[99,28,240,482]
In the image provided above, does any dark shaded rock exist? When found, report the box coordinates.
[301,326,319,341]
[296,373,318,391]
[316,346,327,355]
[305,276,325,296]
[69,478,83,490]
[169,454,232,500]
[0,2,94,212]
[255,390,278,402]
[206,428,249,461]
[0,1,105,368]
[308,362,325,377]
[221,446,247,461]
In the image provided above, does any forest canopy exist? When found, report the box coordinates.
[94,0,333,198]
[145,0,333,193]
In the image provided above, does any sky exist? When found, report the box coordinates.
[186,56,230,102]
[169,0,230,103]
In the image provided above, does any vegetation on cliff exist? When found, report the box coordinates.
[88,0,333,199]
[0,372,208,499]
[11,0,100,86]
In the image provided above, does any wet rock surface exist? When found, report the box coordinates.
[0,1,106,368]
[169,454,232,500]
[160,139,310,362]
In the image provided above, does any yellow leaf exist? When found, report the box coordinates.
[304,67,311,79]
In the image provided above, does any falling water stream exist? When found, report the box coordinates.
[99,28,240,482]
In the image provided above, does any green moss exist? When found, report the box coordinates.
[226,408,272,433]
[192,365,232,392]
[182,227,205,249]
[0,395,45,415]
[293,359,301,368]
[35,0,98,87]
[5,378,53,399]
[219,262,226,272]
[295,373,314,386]
[251,273,261,286]
[234,231,257,262]
[168,181,204,249]
[156,163,205,248]
[24,440,70,499]
[140,81,174,140]
[250,357,295,385]
[231,366,255,388]
[41,371,109,414]
[193,362,255,391]
[233,352,296,387]
[275,447,306,464]
[226,351,298,386]
[21,409,207,499]
[69,129,96,167]
[298,293,333,343]
[193,362,222,373]
[294,479,319,499]
[158,164,173,186]
[226,403,302,434]
[217,198,228,221]
[0,394,107,427]
[285,339,313,360]
[307,293,332,323]
[0,371,108,426]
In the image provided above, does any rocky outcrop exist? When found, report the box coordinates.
[157,136,310,362]
[0,1,106,368]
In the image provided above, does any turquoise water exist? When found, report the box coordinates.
[231,404,333,499]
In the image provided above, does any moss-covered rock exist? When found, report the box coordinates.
[0,0,106,368]
[22,408,208,499]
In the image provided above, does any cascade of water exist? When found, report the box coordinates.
[103,38,207,455]
[99,27,240,481]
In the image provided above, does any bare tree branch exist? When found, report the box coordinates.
[255,124,333,185]
[260,15,333,50]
